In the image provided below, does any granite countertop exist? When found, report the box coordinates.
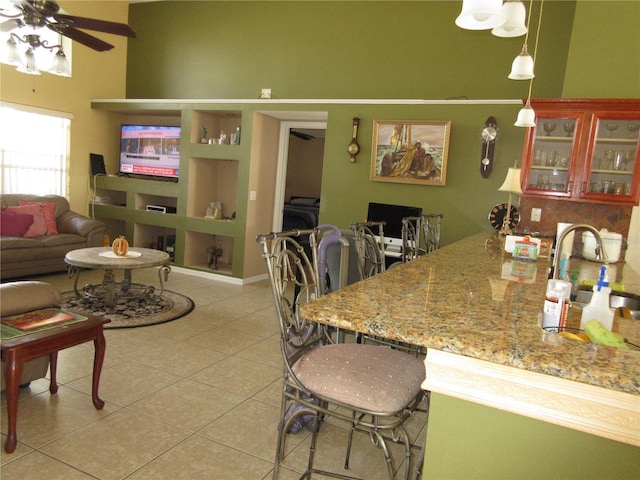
[300,232,640,396]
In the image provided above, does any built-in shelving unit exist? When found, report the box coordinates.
[91,101,249,280]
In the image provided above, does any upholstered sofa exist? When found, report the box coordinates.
[0,281,61,390]
[0,194,105,280]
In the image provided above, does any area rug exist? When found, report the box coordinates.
[60,289,195,329]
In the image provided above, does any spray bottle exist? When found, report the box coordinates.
[579,265,614,331]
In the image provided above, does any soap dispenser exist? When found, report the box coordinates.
[579,266,614,331]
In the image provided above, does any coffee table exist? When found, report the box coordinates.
[65,247,171,308]
[1,314,110,453]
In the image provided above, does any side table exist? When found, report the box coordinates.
[1,314,110,453]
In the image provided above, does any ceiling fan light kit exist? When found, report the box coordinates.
[0,0,135,76]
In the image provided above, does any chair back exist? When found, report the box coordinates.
[423,213,443,253]
[257,229,329,372]
[401,216,423,262]
[350,221,386,279]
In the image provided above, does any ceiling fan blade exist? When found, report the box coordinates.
[49,24,114,51]
[1,18,23,32]
[53,13,135,37]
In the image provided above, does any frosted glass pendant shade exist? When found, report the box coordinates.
[1,37,21,66]
[49,49,70,76]
[455,0,505,30]
[514,104,536,127]
[492,0,528,37]
[508,45,535,79]
[16,48,40,75]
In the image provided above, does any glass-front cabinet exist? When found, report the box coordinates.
[521,99,640,206]
[582,114,638,200]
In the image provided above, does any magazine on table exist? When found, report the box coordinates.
[1,308,87,331]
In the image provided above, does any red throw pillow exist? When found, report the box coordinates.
[19,201,58,234]
[0,210,35,237]
[5,205,47,237]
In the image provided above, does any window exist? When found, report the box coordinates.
[0,102,72,196]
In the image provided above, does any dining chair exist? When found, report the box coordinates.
[423,214,443,253]
[401,216,423,262]
[257,229,428,480]
[349,221,387,279]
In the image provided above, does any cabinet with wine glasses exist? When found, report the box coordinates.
[521,99,640,206]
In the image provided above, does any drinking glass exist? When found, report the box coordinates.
[605,122,619,137]
[543,122,556,136]
[627,123,639,139]
[563,122,575,137]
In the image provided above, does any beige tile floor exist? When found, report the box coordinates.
[1,269,427,479]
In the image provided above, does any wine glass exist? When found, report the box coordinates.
[605,122,619,137]
[627,123,639,139]
[543,122,556,136]
[563,122,575,137]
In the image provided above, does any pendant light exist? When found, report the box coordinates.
[455,0,505,30]
[508,0,535,79]
[492,0,528,37]
[514,0,544,127]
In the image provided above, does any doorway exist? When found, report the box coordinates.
[272,117,327,231]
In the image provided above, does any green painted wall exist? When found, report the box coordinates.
[127,1,573,100]
[563,2,640,98]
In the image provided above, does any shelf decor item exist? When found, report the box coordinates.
[370,120,451,186]
[112,236,129,256]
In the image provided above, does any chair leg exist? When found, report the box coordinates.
[307,412,321,475]
[344,411,357,469]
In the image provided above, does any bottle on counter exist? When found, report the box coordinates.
[569,268,579,301]
[542,279,572,332]
[579,265,614,331]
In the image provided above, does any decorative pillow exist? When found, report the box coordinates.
[19,201,58,234]
[0,210,34,237]
[5,205,47,237]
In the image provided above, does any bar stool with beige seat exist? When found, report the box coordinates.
[257,229,427,480]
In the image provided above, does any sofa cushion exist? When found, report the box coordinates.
[19,201,58,234]
[0,236,43,249]
[0,210,34,237]
[4,205,47,237]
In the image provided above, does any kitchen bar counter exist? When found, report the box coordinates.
[300,233,640,449]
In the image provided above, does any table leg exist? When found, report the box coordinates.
[49,352,59,394]
[91,331,107,410]
[157,265,171,296]
[3,351,22,453]
[103,269,116,307]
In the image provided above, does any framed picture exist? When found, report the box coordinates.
[371,120,451,186]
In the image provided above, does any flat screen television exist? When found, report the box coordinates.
[366,202,423,251]
[119,125,181,180]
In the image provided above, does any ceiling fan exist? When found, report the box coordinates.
[0,0,136,52]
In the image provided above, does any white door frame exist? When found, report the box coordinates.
[272,119,327,232]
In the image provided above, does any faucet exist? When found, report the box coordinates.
[552,224,606,280]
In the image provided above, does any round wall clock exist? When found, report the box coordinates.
[488,203,520,231]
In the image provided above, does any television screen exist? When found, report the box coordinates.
[120,125,181,179]
[366,202,423,240]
